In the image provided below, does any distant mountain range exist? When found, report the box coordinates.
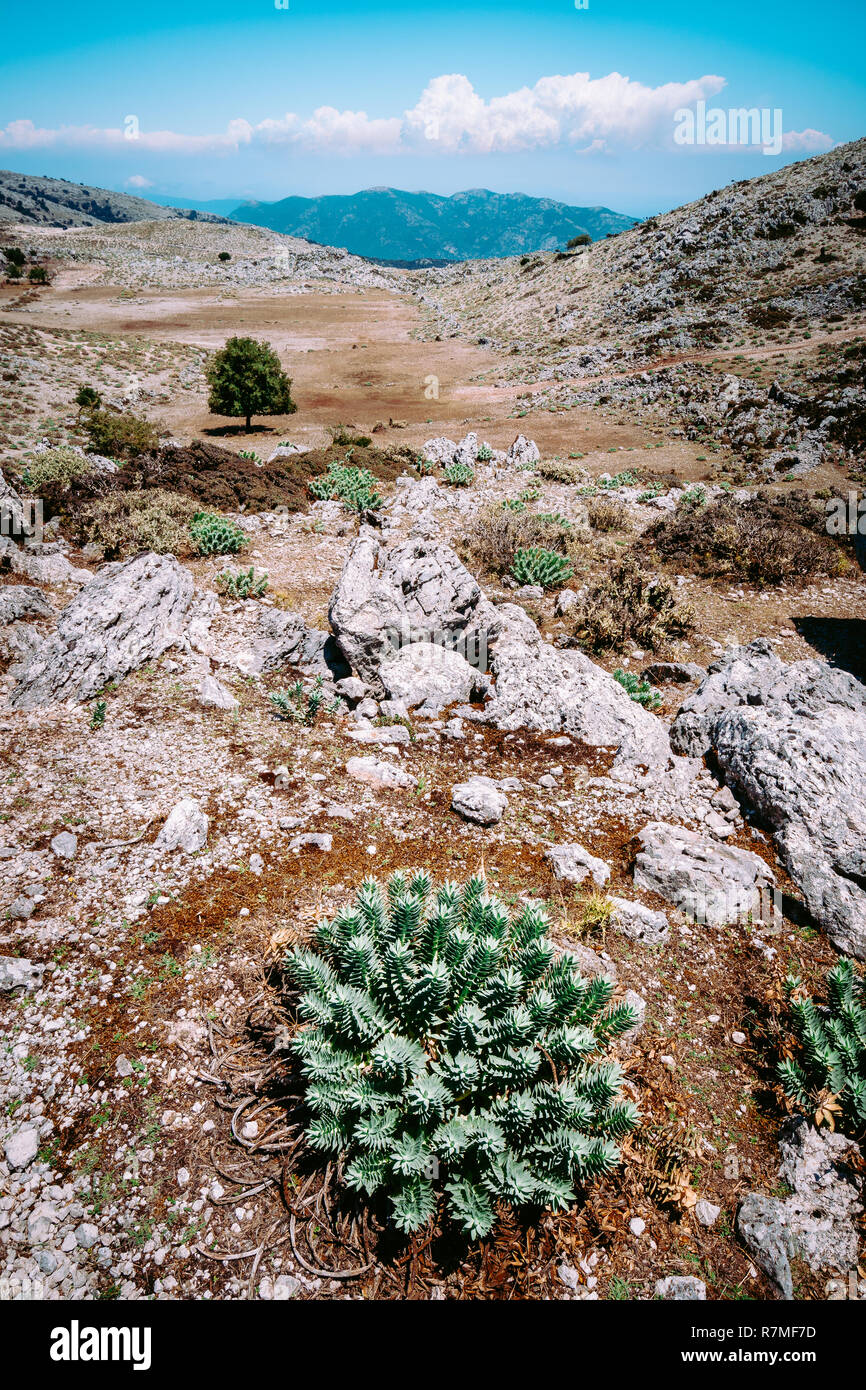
[226,187,637,260]
[0,170,636,261]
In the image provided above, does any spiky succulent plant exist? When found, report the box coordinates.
[189,511,247,556]
[309,461,381,512]
[284,872,640,1239]
[510,546,573,589]
[778,958,866,1132]
[216,565,268,599]
[443,461,475,486]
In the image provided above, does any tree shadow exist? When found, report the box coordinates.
[793,615,866,683]
[202,424,277,437]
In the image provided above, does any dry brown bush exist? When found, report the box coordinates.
[563,554,695,653]
[640,493,841,587]
[587,496,630,532]
[458,502,586,578]
[535,458,588,484]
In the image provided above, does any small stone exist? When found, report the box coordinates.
[50,830,78,860]
[272,1274,301,1300]
[4,1126,39,1169]
[241,1121,259,1140]
[289,833,333,853]
[655,1275,706,1301]
[695,1199,721,1227]
[28,1202,59,1245]
[6,896,36,921]
[75,1222,99,1250]
[629,1217,646,1237]
[155,799,208,855]
[555,589,579,616]
[558,1263,581,1291]
[0,955,44,993]
[346,756,415,791]
[199,675,238,711]
[451,777,507,826]
[177,1168,190,1189]
[546,842,610,888]
[609,897,669,946]
[732,1031,747,1045]
[335,676,367,703]
[249,853,264,875]
[115,1055,133,1078]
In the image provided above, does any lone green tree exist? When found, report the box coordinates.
[206,336,296,432]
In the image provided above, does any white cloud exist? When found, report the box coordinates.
[0,73,833,160]
[781,128,836,152]
[124,174,153,188]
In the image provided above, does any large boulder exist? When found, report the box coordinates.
[672,640,866,957]
[633,821,775,924]
[506,435,540,467]
[481,605,671,768]
[7,552,193,709]
[0,585,54,666]
[379,643,482,715]
[329,534,499,694]
[0,585,54,625]
[231,605,350,681]
[737,1117,861,1299]
[155,799,208,854]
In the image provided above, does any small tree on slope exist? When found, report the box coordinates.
[206,336,296,432]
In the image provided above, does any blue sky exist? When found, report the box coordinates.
[1,0,864,216]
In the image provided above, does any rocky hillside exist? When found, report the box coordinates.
[0,215,401,292]
[0,169,226,228]
[412,138,866,359]
[231,186,636,261]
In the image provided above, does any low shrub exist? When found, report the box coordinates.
[641,493,840,587]
[189,511,247,555]
[74,385,102,416]
[79,489,198,559]
[536,458,586,484]
[511,546,573,589]
[459,502,581,579]
[331,427,373,448]
[82,409,159,459]
[563,554,694,653]
[777,959,865,1134]
[284,872,640,1237]
[270,677,341,725]
[587,497,629,532]
[22,446,93,496]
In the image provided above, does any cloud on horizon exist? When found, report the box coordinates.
[0,70,832,162]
